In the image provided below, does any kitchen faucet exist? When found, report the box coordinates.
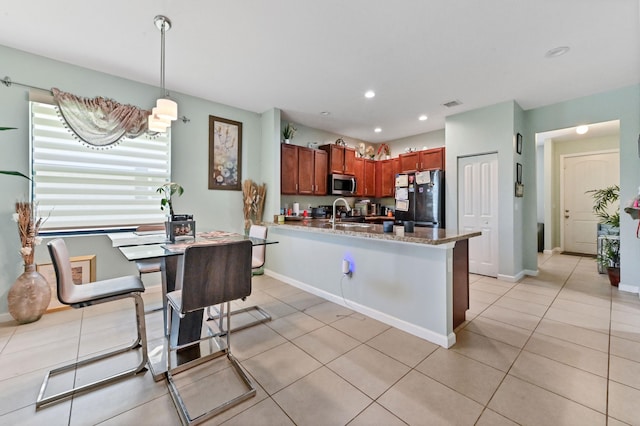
[331,198,351,228]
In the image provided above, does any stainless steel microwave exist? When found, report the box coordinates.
[329,174,357,195]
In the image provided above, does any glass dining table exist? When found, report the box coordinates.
[109,230,276,380]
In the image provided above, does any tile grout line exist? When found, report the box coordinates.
[474,255,601,423]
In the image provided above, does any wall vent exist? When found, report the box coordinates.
[442,100,462,108]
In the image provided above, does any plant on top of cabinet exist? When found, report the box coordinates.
[282,123,297,143]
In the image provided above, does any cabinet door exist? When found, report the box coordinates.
[400,152,419,172]
[364,159,376,197]
[328,144,344,174]
[354,157,364,196]
[344,147,356,175]
[380,159,394,197]
[392,158,401,177]
[375,161,383,198]
[281,144,299,194]
[314,150,328,195]
[420,147,445,170]
[297,147,314,194]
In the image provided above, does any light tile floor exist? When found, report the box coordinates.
[1,253,639,425]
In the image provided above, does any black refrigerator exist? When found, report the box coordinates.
[394,170,445,227]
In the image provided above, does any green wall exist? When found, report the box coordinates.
[0,44,273,317]
[445,101,529,280]
[526,85,640,291]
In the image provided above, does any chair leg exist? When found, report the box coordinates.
[36,293,149,409]
[206,303,271,333]
[166,301,255,425]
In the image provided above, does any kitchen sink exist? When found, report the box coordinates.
[334,223,372,229]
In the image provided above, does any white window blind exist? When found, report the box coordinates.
[30,101,171,231]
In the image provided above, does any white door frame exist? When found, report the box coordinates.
[559,149,619,252]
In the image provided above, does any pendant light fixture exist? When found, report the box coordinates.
[148,15,177,133]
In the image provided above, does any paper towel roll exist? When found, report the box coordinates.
[293,202,300,215]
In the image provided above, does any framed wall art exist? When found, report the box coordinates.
[37,254,96,312]
[209,115,242,190]
[516,133,523,155]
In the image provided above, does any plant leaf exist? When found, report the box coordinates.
[0,170,31,180]
[0,127,17,131]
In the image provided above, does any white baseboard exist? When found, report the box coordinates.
[543,247,562,255]
[497,270,526,283]
[618,283,640,295]
[0,313,13,323]
[264,269,455,348]
[523,269,539,277]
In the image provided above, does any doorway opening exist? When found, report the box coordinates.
[536,120,620,255]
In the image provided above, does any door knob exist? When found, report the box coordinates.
[565,214,570,218]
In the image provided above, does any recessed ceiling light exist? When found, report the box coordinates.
[576,125,589,135]
[320,111,330,116]
[419,115,428,121]
[374,127,382,133]
[364,90,376,99]
[545,46,570,58]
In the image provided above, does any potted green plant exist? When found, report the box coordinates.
[156,182,184,218]
[588,184,620,284]
[597,236,620,286]
[282,123,296,144]
[588,184,620,230]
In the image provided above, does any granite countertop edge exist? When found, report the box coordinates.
[267,221,481,246]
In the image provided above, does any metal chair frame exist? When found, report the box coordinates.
[165,240,256,425]
[36,239,148,409]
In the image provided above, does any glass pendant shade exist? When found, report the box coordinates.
[152,107,172,126]
[148,114,169,133]
[155,98,178,121]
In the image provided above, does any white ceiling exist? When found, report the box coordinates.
[0,1,638,142]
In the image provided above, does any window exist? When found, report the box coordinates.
[30,101,171,231]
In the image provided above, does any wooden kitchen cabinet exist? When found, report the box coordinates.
[399,147,445,172]
[281,144,299,194]
[354,158,375,197]
[363,159,376,197]
[376,159,395,197]
[281,145,327,195]
[320,144,356,175]
[354,157,364,196]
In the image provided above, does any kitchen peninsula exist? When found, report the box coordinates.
[267,220,480,348]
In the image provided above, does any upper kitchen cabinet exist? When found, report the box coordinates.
[399,147,445,172]
[281,144,299,194]
[375,158,395,198]
[354,157,376,197]
[320,144,356,175]
[298,146,328,195]
[281,144,327,195]
[363,158,376,197]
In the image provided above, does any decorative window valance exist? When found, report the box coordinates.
[52,88,151,148]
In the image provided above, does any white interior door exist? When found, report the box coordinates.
[458,153,499,277]
[562,151,619,254]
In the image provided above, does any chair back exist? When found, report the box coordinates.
[178,240,252,314]
[47,238,77,305]
[249,225,268,269]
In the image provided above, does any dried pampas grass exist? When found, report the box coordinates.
[242,180,267,233]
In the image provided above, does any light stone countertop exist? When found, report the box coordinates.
[268,219,481,246]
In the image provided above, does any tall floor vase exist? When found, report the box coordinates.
[8,264,51,324]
